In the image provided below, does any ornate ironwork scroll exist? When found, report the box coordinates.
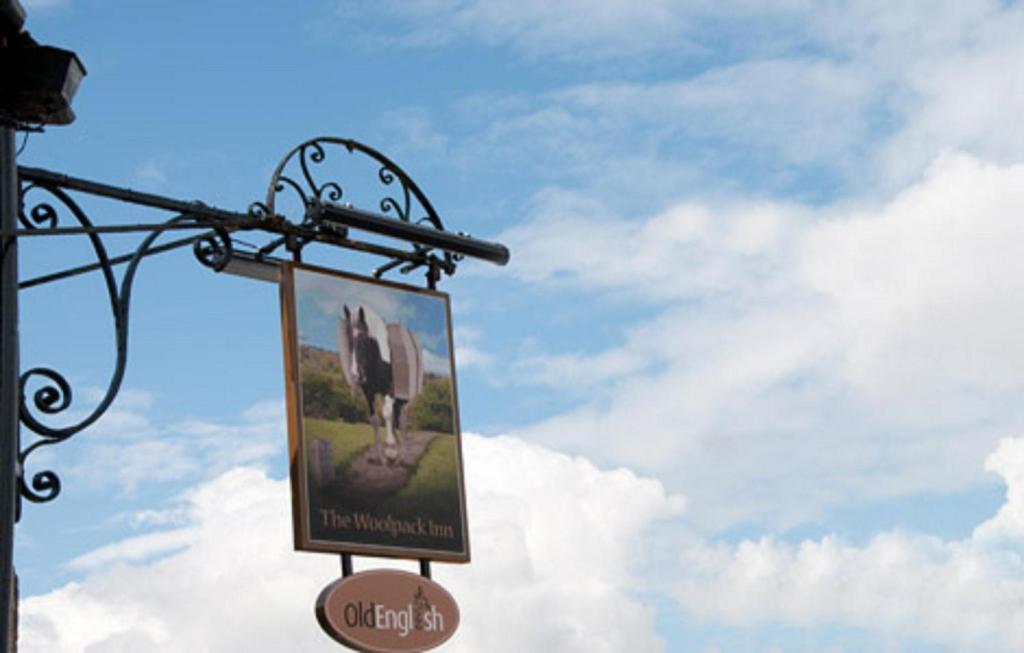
[15,179,231,509]
[251,137,463,281]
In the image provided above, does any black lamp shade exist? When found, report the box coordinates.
[0,45,86,125]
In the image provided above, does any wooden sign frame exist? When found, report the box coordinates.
[280,262,470,562]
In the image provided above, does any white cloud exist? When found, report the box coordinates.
[335,0,699,61]
[20,434,681,652]
[556,59,874,167]
[349,1,1024,206]
[447,63,873,206]
[64,399,285,494]
[422,347,451,376]
[298,268,412,327]
[508,153,1024,529]
[503,195,803,302]
[71,439,200,495]
[338,0,1005,66]
[327,1,1024,183]
[875,35,1024,186]
[973,437,1024,544]
[427,1,1024,534]
[21,432,1024,652]
[673,437,1024,652]
[454,344,491,371]
[383,107,450,157]
[68,529,197,571]
[123,507,190,530]
[453,326,493,371]
[18,385,156,441]
[800,154,1024,400]
[133,160,168,188]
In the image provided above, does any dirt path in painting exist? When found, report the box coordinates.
[341,430,440,501]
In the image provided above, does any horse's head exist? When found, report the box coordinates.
[344,305,370,338]
[343,305,368,384]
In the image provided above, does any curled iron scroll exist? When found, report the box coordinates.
[15,180,230,509]
[258,137,458,279]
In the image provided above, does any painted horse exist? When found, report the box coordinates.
[338,304,423,466]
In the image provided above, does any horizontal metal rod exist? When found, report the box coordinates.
[2,220,247,238]
[311,231,427,265]
[17,166,510,269]
[18,233,206,289]
[9,213,424,273]
[17,166,251,222]
[315,202,510,266]
[257,236,287,258]
[373,257,406,278]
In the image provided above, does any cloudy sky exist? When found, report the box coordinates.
[12,1,1024,651]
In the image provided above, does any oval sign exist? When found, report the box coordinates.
[316,569,460,652]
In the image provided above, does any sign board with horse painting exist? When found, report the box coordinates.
[280,263,469,561]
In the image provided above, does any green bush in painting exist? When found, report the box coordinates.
[408,376,454,433]
[337,382,369,422]
[301,369,368,422]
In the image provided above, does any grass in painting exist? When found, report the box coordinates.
[393,434,457,501]
[304,417,374,469]
[304,419,465,551]
[378,433,461,521]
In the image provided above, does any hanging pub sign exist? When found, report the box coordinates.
[316,569,460,652]
[280,262,470,561]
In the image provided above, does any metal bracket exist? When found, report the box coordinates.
[12,136,508,516]
[339,554,432,579]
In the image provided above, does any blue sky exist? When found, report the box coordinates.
[12,1,1024,651]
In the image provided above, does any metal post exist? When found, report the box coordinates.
[1,125,21,652]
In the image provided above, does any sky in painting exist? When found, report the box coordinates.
[293,267,452,375]
[10,1,1024,652]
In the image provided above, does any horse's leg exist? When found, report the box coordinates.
[394,398,410,467]
[382,395,398,465]
[395,398,408,440]
[364,388,382,464]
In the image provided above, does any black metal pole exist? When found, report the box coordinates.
[1,126,21,652]
[314,201,511,266]
[17,166,248,223]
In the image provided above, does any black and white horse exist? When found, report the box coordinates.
[340,305,414,466]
